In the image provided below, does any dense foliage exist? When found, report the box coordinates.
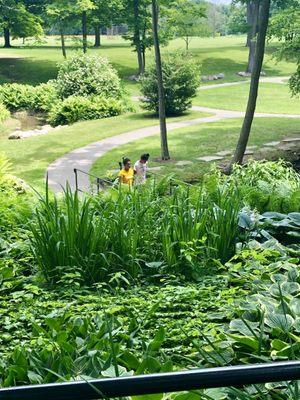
[0,82,58,113]
[0,103,9,123]
[141,54,201,116]
[1,158,300,399]
[56,54,122,99]
[48,95,124,126]
[0,55,128,127]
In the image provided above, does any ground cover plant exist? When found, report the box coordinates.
[0,159,300,399]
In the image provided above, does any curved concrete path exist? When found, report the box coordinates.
[47,102,300,192]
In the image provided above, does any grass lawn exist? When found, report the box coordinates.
[91,118,300,182]
[0,35,297,93]
[194,83,300,114]
[0,109,209,189]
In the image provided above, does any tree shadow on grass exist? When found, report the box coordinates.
[0,57,58,85]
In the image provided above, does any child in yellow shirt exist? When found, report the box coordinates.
[118,158,134,186]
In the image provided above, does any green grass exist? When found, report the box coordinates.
[0,35,297,91]
[194,83,300,114]
[91,118,300,182]
[0,109,208,189]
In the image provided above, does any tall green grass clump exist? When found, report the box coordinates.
[30,181,244,286]
[229,160,300,213]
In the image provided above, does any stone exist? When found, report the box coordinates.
[201,75,208,81]
[128,74,139,82]
[148,166,164,171]
[8,132,21,140]
[282,137,300,143]
[237,71,251,77]
[197,156,223,162]
[213,75,219,80]
[216,150,232,156]
[246,145,258,150]
[264,141,281,147]
[244,150,254,156]
[237,71,266,77]
[175,160,193,166]
[217,73,225,79]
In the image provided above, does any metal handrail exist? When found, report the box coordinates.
[73,168,114,194]
[1,362,300,400]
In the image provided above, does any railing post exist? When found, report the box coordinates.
[74,169,78,192]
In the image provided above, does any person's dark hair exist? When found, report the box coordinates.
[141,153,150,161]
[123,157,131,166]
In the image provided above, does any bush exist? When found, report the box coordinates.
[0,103,9,122]
[0,82,58,112]
[0,83,36,111]
[31,82,59,112]
[56,54,122,99]
[140,53,201,116]
[48,95,124,126]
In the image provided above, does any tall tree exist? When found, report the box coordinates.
[245,0,259,73]
[46,0,75,58]
[122,0,158,76]
[166,0,207,50]
[0,0,43,48]
[268,1,300,95]
[228,0,271,170]
[76,0,95,53]
[151,0,169,160]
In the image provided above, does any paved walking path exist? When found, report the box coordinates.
[47,101,300,192]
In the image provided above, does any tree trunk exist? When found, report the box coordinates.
[133,0,144,75]
[60,26,67,59]
[3,28,11,48]
[82,11,87,54]
[151,0,170,161]
[229,0,271,170]
[246,1,259,73]
[246,2,251,47]
[94,24,101,47]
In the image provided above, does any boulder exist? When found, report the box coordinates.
[217,73,225,79]
[175,160,193,166]
[9,132,22,140]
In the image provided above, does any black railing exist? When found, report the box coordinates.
[1,362,300,400]
[74,168,114,194]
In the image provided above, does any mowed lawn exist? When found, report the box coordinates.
[0,110,208,189]
[91,118,300,182]
[194,83,300,114]
[0,35,297,92]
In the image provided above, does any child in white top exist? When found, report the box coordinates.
[134,153,150,185]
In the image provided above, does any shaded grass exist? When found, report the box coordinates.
[194,83,300,114]
[91,118,300,182]
[0,109,209,189]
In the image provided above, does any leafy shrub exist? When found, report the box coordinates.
[0,83,36,111]
[140,53,201,116]
[31,81,59,112]
[48,95,124,126]
[56,54,122,99]
[0,102,9,122]
[0,82,58,112]
[209,160,300,213]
